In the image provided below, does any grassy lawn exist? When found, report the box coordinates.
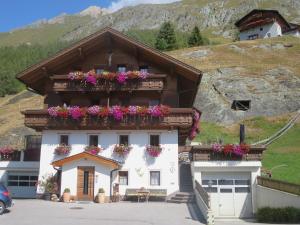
[195,115,300,185]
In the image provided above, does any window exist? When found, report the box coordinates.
[7,175,38,187]
[218,179,234,185]
[235,180,250,185]
[139,65,149,73]
[60,135,69,145]
[83,171,89,194]
[220,188,233,193]
[118,171,128,185]
[202,180,217,186]
[89,135,98,146]
[235,187,250,193]
[260,27,263,31]
[117,65,127,72]
[119,135,129,146]
[204,187,218,193]
[231,100,251,111]
[150,171,160,186]
[150,135,160,146]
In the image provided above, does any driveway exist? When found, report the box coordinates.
[1,200,205,225]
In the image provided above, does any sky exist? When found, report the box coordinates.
[0,0,179,32]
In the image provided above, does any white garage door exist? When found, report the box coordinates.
[7,172,38,198]
[202,172,252,218]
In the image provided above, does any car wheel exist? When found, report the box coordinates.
[0,201,5,215]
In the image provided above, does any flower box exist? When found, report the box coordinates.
[84,146,102,155]
[146,146,162,157]
[54,144,71,156]
[113,144,132,157]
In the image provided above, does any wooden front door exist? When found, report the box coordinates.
[77,167,95,201]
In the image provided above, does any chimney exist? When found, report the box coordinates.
[240,124,245,144]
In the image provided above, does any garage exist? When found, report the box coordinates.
[201,172,253,218]
[7,171,38,198]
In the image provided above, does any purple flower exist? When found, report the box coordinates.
[68,106,83,120]
[85,74,97,85]
[233,145,244,156]
[139,71,149,79]
[68,72,76,80]
[149,106,162,117]
[128,106,137,115]
[87,105,100,116]
[48,107,59,117]
[112,106,123,121]
[116,72,128,84]
[212,143,222,153]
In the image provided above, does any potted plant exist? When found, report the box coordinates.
[38,174,58,201]
[63,188,71,203]
[113,144,132,157]
[84,145,102,155]
[54,144,71,156]
[96,188,105,203]
[146,145,162,157]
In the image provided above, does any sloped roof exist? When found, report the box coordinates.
[17,27,202,95]
[235,9,291,28]
[51,151,121,168]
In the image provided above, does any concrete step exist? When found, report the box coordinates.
[167,199,195,204]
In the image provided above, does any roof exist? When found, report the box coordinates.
[16,27,202,95]
[51,151,121,168]
[235,9,291,28]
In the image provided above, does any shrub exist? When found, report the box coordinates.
[64,188,70,193]
[256,207,300,223]
[98,188,105,193]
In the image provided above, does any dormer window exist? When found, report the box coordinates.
[117,65,127,73]
[139,65,149,73]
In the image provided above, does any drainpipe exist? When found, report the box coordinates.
[110,168,119,201]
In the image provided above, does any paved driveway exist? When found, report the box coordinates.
[1,200,205,225]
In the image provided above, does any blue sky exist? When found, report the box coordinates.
[0,0,111,32]
[0,0,179,32]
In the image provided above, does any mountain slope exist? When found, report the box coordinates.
[0,0,300,47]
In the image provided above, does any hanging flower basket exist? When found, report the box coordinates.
[54,144,71,156]
[146,146,162,157]
[114,144,132,157]
[84,146,102,155]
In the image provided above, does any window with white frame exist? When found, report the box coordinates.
[8,175,38,187]
[118,171,128,185]
[150,171,160,186]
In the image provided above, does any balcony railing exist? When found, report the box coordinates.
[51,74,165,92]
[23,108,194,131]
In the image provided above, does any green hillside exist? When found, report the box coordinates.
[195,115,300,185]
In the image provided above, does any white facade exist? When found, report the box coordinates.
[37,130,179,198]
[191,161,261,218]
[239,22,282,40]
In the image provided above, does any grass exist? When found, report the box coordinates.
[195,115,300,185]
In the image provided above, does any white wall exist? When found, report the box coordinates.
[256,185,300,209]
[239,22,282,40]
[38,130,179,196]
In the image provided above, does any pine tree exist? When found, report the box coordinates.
[155,22,178,51]
[188,26,204,47]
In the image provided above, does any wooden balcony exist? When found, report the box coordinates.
[23,108,194,131]
[51,74,165,92]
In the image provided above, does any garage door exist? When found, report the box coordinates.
[202,172,252,218]
[7,172,38,198]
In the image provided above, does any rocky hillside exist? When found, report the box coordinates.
[0,0,300,46]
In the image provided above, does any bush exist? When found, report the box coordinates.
[98,188,105,193]
[256,207,300,223]
[63,188,70,193]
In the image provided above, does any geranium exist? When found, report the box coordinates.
[240,143,250,153]
[48,107,59,117]
[87,105,100,116]
[137,106,148,116]
[146,145,162,157]
[57,107,69,119]
[68,106,85,120]
[114,144,132,157]
[111,106,123,121]
[212,143,222,153]
[99,107,110,117]
[84,72,97,86]
[85,146,101,155]
[233,145,244,156]
[116,72,128,84]
[0,146,15,154]
[128,106,138,115]
[127,71,139,79]
[189,110,201,140]
[139,71,149,79]
[68,71,83,80]
[223,144,234,155]
[54,144,71,156]
[149,105,162,117]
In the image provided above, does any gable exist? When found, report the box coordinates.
[17,27,202,96]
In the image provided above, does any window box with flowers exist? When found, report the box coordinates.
[85,145,102,155]
[0,146,20,161]
[54,144,71,156]
[146,145,162,158]
[113,145,132,157]
[211,143,251,158]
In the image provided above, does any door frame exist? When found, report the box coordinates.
[77,166,95,201]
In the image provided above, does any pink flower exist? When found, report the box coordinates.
[139,71,149,79]
[48,107,59,117]
[128,106,137,115]
[87,105,100,116]
[111,106,123,121]
[233,145,244,156]
[68,106,84,120]
[149,105,162,117]
[85,74,97,85]
[0,146,15,154]
[116,72,128,84]
[68,72,76,80]
[212,143,222,153]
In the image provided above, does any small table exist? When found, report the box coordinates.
[137,190,150,202]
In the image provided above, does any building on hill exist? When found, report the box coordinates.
[235,9,300,40]
[0,27,266,220]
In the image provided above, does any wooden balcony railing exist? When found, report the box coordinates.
[23,108,194,131]
[51,74,166,92]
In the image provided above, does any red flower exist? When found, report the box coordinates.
[99,107,109,117]
[57,108,69,119]
[223,144,234,155]
[121,107,129,114]
[240,143,250,153]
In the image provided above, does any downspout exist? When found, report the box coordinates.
[110,168,119,201]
